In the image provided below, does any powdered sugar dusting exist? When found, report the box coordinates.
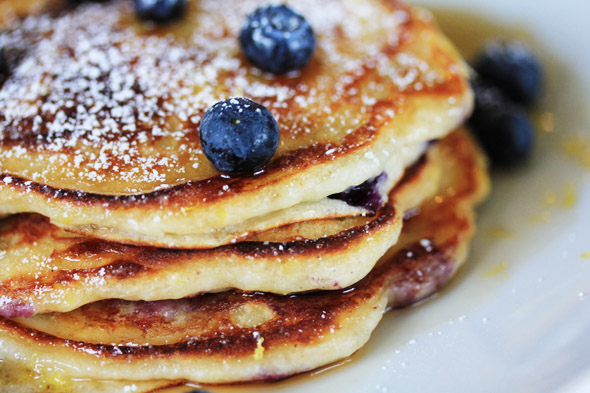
[0,0,444,195]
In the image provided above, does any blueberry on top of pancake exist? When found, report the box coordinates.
[134,0,187,23]
[199,97,280,174]
[239,4,316,74]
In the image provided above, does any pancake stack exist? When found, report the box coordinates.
[0,0,489,392]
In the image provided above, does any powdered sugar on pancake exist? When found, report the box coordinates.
[0,0,447,194]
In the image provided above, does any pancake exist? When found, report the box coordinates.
[58,140,428,249]
[0,365,177,393]
[0,143,439,317]
[0,0,472,247]
[0,0,58,28]
[0,129,490,388]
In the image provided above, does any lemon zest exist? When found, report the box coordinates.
[484,262,508,278]
[561,183,577,208]
[253,337,265,360]
[487,226,515,239]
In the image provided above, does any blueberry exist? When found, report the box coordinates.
[239,5,316,74]
[468,78,535,167]
[185,390,212,393]
[329,173,387,213]
[199,98,280,174]
[473,39,543,106]
[134,0,186,23]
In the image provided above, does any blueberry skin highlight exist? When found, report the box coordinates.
[468,78,535,167]
[199,98,280,175]
[473,40,543,106]
[134,0,186,23]
[239,5,316,74]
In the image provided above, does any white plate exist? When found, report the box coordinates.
[211,1,590,392]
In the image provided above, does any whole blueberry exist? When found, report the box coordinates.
[199,98,280,174]
[468,78,535,167]
[134,0,186,23]
[239,5,316,74]
[473,39,543,106]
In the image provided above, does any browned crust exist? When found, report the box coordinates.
[0,185,397,310]
[0,202,390,259]
[392,153,428,194]
[1,288,371,359]
[0,157,438,260]
[0,238,448,361]
[0,154,433,313]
